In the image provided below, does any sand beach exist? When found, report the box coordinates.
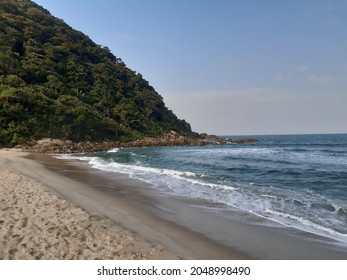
[0,149,183,260]
[0,149,248,260]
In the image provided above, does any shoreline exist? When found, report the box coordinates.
[31,152,347,259]
[0,149,248,260]
[2,149,347,259]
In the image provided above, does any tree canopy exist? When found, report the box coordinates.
[0,0,191,146]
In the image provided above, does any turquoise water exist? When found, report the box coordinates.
[60,134,347,244]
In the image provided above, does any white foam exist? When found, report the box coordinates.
[64,154,239,194]
[265,208,347,242]
[261,194,277,199]
[107,148,120,153]
[119,163,238,192]
[192,146,347,166]
[194,147,280,158]
[54,154,87,160]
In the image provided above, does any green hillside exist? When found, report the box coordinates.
[0,0,191,146]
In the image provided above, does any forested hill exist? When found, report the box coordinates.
[0,0,192,147]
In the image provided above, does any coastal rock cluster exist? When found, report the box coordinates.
[21,131,257,153]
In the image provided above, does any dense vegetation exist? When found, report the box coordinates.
[0,0,191,146]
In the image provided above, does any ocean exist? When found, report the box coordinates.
[58,134,347,248]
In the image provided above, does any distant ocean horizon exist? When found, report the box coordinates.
[58,133,347,246]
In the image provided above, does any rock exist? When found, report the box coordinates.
[36,138,54,145]
[232,139,257,144]
[22,132,257,153]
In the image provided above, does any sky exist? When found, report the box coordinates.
[33,0,347,135]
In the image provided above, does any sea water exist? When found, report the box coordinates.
[58,134,347,245]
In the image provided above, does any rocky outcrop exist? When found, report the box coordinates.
[21,139,119,154]
[21,131,257,153]
[232,139,257,144]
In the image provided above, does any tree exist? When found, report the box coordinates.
[0,0,192,147]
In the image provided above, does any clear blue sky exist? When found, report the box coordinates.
[33,0,347,135]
